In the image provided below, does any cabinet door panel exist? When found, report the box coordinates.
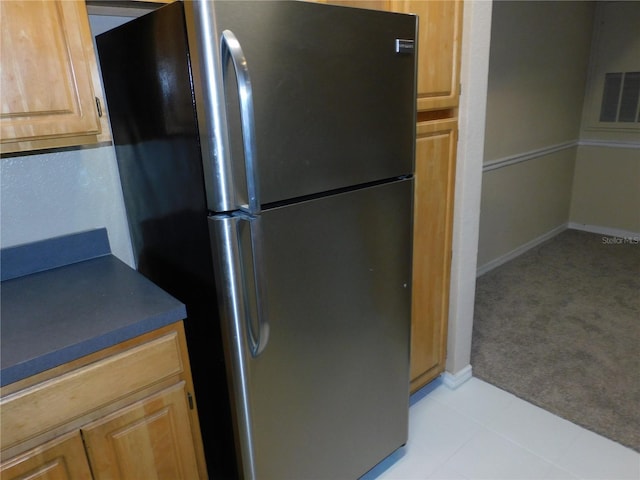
[82,382,200,480]
[392,0,463,111]
[0,431,92,480]
[410,119,457,391]
[0,0,100,148]
[320,0,463,112]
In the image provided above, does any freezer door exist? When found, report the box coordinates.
[211,1,416,207]
[210,179,413,479]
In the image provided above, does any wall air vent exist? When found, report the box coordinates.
[599,71,640,123]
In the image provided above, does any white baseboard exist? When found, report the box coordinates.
[442,365,473,390]
[568,222,640,240]
[476,224,568,277]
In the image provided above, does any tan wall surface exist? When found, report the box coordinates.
[570,146,640,233]
[570,2,640,233]
[483,1,594,161]
[479,1,594,268]
[477,149,576,268]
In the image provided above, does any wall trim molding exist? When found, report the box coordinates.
[476,223,568,277]
[482,138,640,173]
[442,365,473,390]
[483,141,577,172]
[577,139,640,149]
[568,222,640,240]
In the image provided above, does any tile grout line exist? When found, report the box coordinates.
[417,395,500,478]
[424,385,584,478]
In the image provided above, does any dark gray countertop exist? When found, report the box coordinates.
[0,229,186,387]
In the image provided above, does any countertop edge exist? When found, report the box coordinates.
[1,305,187,388]
[1,231,188,388]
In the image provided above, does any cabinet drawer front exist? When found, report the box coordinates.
[1,332,183,450]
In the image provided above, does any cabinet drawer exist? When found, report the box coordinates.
[1,332,183,450]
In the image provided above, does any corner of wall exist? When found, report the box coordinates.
[446,0,492,376]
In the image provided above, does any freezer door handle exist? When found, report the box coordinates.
[243,215,270,356]
[221,30,261,215]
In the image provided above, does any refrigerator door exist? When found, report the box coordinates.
[209,178,413,479]
[194,0,416,210]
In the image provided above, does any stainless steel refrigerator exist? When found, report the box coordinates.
[97,1,416,478]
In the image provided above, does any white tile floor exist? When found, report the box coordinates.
[363,377,640,480]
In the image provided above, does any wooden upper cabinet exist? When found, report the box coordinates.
[0,0,107,154]
[391,0,463,112]
[313,0,463,112]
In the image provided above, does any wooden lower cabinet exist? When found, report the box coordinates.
[83,382,200,480]
[0,322,207,480]
[410,119,458,393]
[0,431,92,480]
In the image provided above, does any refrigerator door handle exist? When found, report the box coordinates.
[221,30,261,215]
[243,214,270,357]
[209,214,260,480]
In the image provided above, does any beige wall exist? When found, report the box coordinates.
[483,1,594,160]
[579,2,640,141]
[570,146,640,233]
[477,149,576,268]
[569,2,640,234]
[478,1,594,271]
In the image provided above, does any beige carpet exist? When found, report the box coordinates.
[472,229,640,452]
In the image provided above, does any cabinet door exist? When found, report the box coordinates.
[0,0,102,153]
[391,0,463,112]
[410,119,458,392]
[82,382,201,480]
[315,0,463,113]
[0,431,92,480]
